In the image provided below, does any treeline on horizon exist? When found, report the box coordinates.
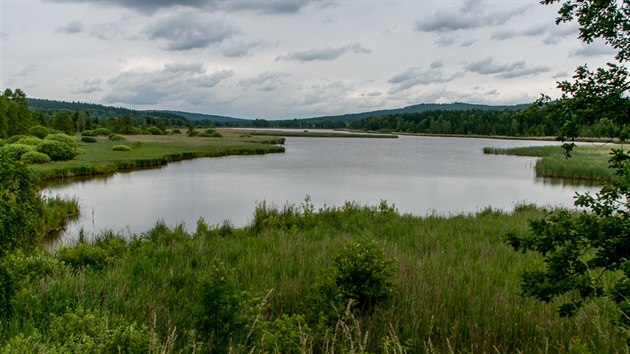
[2,89,619,139]
[347,108,619,138]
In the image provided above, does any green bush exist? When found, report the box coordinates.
[256,314,310,353]
[170,128,181,134]
[92,127,110,136]
[198,128,223,138]
[0,152,44,255]
[81,136,97,143]
[2,251,67,282]
[20,151,51,164]
[311,238,397,320]
[81,130,94,136]
[28,125,49,139]
[146,126,163,135]
[112,144,132,151]
[16,137,42,146]
[36,140,77,161]
[45,133,78,149]
[0,144,33,159]
[0,263,14,320]
[108,134,126,141]
[197,262,251,350]
[55,235,127,270]
[4,135,28,144]
[2,308,151,353]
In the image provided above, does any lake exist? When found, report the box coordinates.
[43,135,600,244]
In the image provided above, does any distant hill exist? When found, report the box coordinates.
[160,110,251,125]
[27,98,528,127]
[297,102,528,124]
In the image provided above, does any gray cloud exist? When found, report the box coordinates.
[51,0,323,14]
[571,42,617,58]
[56,20,83,34]
[277,43,370,62]
[491,23,577,44]
[240,72,290,91]
[71,79,102,94]
[164,62,206,73]
[464,58,550,79]
[104,63,233,105]
[388,67,462,94]
[221,40,267,58]
[415,2,528,33]
[143,12,239,50]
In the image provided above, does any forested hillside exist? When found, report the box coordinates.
[348,107,619,138]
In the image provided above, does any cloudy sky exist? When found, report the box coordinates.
[0,0,616,119]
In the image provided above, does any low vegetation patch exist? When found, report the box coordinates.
[0,201,626,353]
[112,144,132,151]
[484,144,614,182]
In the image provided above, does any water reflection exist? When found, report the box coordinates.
[43,135,601,245]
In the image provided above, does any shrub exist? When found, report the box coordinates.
[198,128,223,138]
[81,136,97,143]
[311,238,397,321]
[29,125,49,139]
[108,134,126,141]
[92,127,110,136]
[36,140,77,161]
[0,144,33,159]
[146,126,163,135]
[196,262,256,351]
[0,263,14,320]
[45,133,78,149]
[81,130,94,136]
[56,243,109,270]
[2,308,151,353]
[20,151,51,164]
[170,128,181,134]
[0,152,44,255]
[4,135,28,144]
[16,137,42,146]
[112,144,132,151]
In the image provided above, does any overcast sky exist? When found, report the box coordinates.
[0,0,616,119]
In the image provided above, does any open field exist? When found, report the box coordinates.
[2,202,626,353]
[484,144,617,182]
[28,132,285,181]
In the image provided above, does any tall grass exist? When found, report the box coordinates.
[484,145,616,182]
[2,202,627,353]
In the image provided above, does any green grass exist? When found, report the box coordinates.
[3,202,627,353]
[484,144,616,182]
[28,131,285,181]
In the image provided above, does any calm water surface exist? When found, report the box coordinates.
[44,135,600,243]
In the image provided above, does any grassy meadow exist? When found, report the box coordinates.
[484,144,616,182]
[2,202,627,353]
[27,130,285,181]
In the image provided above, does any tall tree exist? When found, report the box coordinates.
[509,0,630,327]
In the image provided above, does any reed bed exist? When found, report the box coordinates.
[2,202,627,353]
[484,145,616,182]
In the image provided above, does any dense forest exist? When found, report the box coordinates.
[347,107,619,138]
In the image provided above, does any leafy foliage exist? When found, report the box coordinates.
[36,140,77,161]
[112,144,132,151]
[311,237,397,323]
[20,151,51,164]
[510,0,630,328]
[0,152,44,255]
